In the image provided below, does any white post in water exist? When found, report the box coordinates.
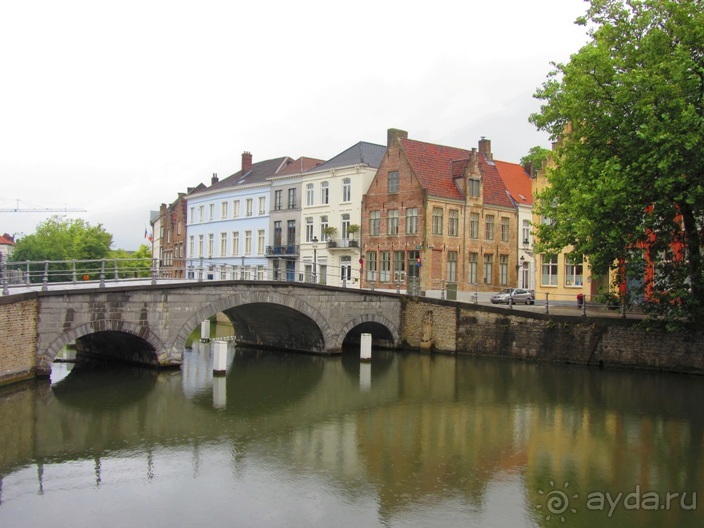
[213,341,228,375]
[360,333,372,362]
[200,320,211,342]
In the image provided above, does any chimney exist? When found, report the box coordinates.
[242,151,253,173]
[211,173,219,185]
[478,137,492,161]
[387,128,408,147]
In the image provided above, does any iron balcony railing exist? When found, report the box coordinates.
[265,245,299,257]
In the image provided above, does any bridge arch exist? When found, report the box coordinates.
[335,314,401,350]
[43,321,167,367]
[175,290,334,353]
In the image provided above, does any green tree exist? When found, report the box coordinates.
[530,0,704,323]
[108,244,153,278]
[12,216,113,281]
[520,146,551,177]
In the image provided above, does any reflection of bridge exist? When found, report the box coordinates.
[6,280,403,376]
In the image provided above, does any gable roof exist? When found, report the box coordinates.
[0,233,15,246]
[191,156,293,196]
[494,160,533,206]
[399,138,514,208]
[308,141,386,173]
[274,156,325,177]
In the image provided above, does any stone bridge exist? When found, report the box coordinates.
[4,281,403,377]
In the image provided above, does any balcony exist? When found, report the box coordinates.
[265,245,299,257]
[326,238,359,251]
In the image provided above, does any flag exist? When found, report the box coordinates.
[144,226,148,239]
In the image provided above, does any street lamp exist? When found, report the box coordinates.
[312,236,318,284]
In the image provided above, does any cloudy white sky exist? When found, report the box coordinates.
[1,0,590,250]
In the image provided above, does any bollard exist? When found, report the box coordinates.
[545,292,550,314]
[213,341,227,375]
[360,332,372,362]
[200,320,211,342]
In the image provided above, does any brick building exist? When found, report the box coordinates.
[157,183,205,278]
[361,129,525,294]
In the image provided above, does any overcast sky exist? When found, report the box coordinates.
[1,0,590,250]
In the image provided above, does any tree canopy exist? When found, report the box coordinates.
[520,146,551,177]
[530,0,704,323]
[12,216,113,262]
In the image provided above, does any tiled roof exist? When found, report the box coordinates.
[494,160,533,206]
[0,233,15,246]
[192,156,293,196]
[399,138,514,208]
[275,157,325,177]
[308,142,386,173]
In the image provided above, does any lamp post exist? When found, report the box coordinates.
[518,255,525,288]
[312,236,318,284]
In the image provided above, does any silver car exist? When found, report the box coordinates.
[490,288,535,305]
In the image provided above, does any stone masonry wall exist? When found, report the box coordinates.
[0,295,38,386]
[402,298,704,374]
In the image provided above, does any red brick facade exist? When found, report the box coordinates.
[361,130,522,293]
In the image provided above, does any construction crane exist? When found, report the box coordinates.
[0,199,86,213]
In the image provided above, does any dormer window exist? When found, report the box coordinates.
[468,178,480,197]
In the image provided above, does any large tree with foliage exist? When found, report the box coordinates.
[530,0,704,323]
[12,216,113,261]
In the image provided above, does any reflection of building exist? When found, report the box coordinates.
[362,129,526,293]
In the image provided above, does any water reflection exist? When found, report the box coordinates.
[0,352,702,527]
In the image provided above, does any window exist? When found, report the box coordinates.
[522,220,531,245]
[469,213,479,239]
[177,220,181,235]
[258,196,266,215]
[232,232,239,256]
[274,190,283,211]
[189,235,194,257]
[257,230,265,255]
[388,171,399,193]
[541,254,558,286]
[209,204,214,221]
[366,251,377,281]
[198,205,204,222]
[468,252,478,284]
[288,188,296,209]
[380,251,391,281]
[189,207,194,224]
[501,217,510,242]
[407,250,420,279]
[388,210,399,235]
[306,217,314,242]
[499,255,508,285]
[273,221,282,246]
[342,178,351,202]
[447,251,457,282]
[432,207,443,235]
[198,234,204,257]
[245,231,252,255]
[370,211,380,236]
[220,233,227,256]
[306,183,314,206]
[208,234,214,257]
[469,178,480,197]
[449,210,459,236]
[321,181,329,205]
[320,215,329,241]
[393,251,405,282]
[287,220,296,246]
[233,200,240,218]
[246,199,253,217]
[485,215,495,240]
[483,254,493,284]
[565,254,584,286]
[221,202,228,219]
[341,213,350,240]
[406,208,418,234]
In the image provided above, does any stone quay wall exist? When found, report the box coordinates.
[401,297,704,375]
[0,293,39,386]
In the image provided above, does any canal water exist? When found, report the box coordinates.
[0,345,702,527]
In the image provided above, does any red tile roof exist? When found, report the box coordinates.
[0,233,15,246]
[399,138,514,208]
[494,160,533,206]
[275,156,325,176]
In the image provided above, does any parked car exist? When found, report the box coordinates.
[490,288,535,305]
